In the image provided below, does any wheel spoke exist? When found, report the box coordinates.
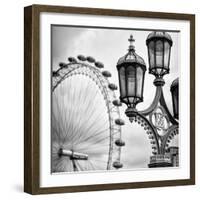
[51,63,123,173]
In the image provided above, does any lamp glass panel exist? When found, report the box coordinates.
[164,41,171,69]
[155,40,163,69]
[136,66,143,98]
[127,65,136,97]
[119,67,126,98]
[148,41,155,69]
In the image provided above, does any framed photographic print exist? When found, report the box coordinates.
[24,4,195,194]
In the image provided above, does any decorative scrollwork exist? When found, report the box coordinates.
[134,86,178,157]
[132,113,160,155]
[161,125,179,152]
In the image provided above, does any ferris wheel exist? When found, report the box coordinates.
[51,55,125,173]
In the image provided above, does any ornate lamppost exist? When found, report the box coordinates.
[116,32,179,168]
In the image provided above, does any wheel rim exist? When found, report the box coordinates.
[51,62,123,172]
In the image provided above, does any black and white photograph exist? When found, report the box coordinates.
[23,4,195,194]
[51,26,179,173]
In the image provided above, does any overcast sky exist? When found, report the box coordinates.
[52,25,179,169]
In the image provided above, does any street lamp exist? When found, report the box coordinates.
[116,35,146,122]
[116,32,179,168]
[146,31,173,85]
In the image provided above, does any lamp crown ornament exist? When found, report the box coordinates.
[128,34,135,51]
[146,31,173,46]
[117,35,146,67]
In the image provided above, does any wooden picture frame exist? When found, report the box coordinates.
[24,4,195,194]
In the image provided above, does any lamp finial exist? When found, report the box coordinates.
[128,35,135,51]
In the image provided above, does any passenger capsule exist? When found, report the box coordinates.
[77,55,86,61]
[148,135,154,139]
[112,99,122,106]
[86,56,95,63]
[102,70,112,78]
[95,61,104,68]
[115,139,125,146]
[59,62,66,68]
[115,119,125,126]
[68,57,77,63]
[174,131,177,135]
[113,161,123,169]
[108,83,118,90]
[52,71,59,77]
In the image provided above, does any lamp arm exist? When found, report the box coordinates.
[160,90,178,125]
[138,86,162,116]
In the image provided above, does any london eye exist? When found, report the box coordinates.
[51,55,125,173]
